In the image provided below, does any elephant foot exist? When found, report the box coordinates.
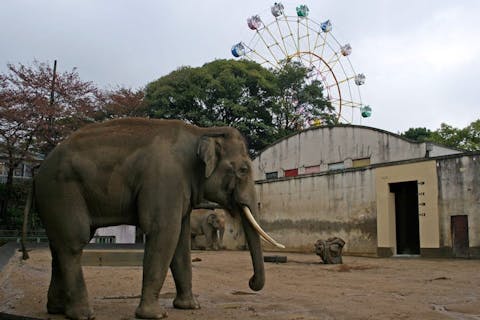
[47,301,65,314]
[135,303,168,319]
[65,304,94,320]
[173,294,200,310]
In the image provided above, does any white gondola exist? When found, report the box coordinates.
[271,2,284,17]
[355,73,366,86]
[340,44,352,56]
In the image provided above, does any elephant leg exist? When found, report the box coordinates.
[170,215,200,310]
[204,229,213,250]
[135,214,182,319]
[47,246,65,314]
[40,184,93,320]
[191,235,197,250]
[55,247,92,320]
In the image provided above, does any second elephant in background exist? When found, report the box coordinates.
[191,209,225,250]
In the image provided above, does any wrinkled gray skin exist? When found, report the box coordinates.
[191,209,225,250]
[31,118,265,319]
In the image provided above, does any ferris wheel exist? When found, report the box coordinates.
[231,3,371,125]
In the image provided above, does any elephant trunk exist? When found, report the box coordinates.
[239,205,265,291]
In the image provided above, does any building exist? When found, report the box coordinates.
[0,160,36,183]
[252,124,479,258]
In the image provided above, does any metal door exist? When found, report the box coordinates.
[451,215,469,258]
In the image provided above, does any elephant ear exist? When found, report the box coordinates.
[197,135,224,178]
[207,214,216,225]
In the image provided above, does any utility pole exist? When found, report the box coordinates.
[49,60,57,106]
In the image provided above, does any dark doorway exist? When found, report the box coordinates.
[390,181,420,255]
[451,215,469,258]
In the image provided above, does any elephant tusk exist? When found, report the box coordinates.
[243,206,285,249]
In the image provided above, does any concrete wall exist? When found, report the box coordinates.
[256,169,377,255]
[437,154,480,257]
[429,143,462,157]
[253,125,441,181]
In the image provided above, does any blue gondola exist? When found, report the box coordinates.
[321,20,332,32]
[231,42,246,57]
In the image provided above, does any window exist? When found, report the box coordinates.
[304,165,321,174]
[284,168,298,177]
[328,162,345,171]
[24,165,33,177]
[265,171,278,180]
[14,165,23,177]
[353,158,371,168]
[93,236,116,244]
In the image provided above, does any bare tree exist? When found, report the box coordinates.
[97,86,147,120]
[0,61,99,223]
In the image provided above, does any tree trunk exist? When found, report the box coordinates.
[0,167,15,226]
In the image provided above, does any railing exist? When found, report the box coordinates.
[0,229,48,243]
[92,236,116,244]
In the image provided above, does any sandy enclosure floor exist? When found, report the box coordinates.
[1,248,480,320]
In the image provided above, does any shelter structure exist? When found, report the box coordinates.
[252,124,479,258]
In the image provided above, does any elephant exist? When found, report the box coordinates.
[21,118,284,319]
[190,209,225,250]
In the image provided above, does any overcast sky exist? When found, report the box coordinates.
[1,0,479,133]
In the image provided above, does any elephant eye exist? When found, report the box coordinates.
[238,164,249,176]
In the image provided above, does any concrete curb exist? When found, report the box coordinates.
[0,312,43,319]
[0,242,18,272]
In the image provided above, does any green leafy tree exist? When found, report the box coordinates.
[145,59,334,153]
[401,120,480,151]
[401,127,432,142]
[462,119,480,151]
[272,61,335,137]
[430,121,480,151]
[145,59,277,153]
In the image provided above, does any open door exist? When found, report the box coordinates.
[390,181,420,255]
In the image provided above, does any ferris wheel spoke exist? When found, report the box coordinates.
[254,28,283,66]
[273,19,290,57]
[337,98,362,108]
[263,22,289,59]
[282,15,299,54]
[312,29,324,57]
[302,18,313,65]
[246,48,279,69]
[318,52,342,73]
[333,75,354,86]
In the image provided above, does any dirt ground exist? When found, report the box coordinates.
[1,248,480,320]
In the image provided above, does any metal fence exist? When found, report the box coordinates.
[0,229,48,243]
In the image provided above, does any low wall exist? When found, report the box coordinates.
[255,168,377,255]
[437,154,480,258]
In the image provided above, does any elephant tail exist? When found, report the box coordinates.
[21,178,35,260]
